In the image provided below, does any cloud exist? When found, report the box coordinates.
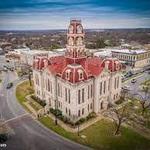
[0,0,149,30]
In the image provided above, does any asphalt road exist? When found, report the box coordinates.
[123,72,150,99]
[0,71,89,150]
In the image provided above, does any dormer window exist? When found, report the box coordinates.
[65,69,71,80]
[78,69,84,80]
[105,61,110,70]
[115,61,119,71]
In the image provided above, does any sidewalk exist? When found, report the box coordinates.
[47,113,104,133]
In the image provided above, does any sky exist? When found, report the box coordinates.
[0,0,150,30]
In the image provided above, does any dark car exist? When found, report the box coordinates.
[6,83,13,89]
[122,85,130,91]
[10,68,14,71]
[131,79,137,83]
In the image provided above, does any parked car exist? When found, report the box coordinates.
[131,79,137,83]
[10,68,14,71]
[6,82,13,89]
[122,85,130,91]
[3,68,8,72]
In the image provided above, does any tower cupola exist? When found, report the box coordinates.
[65,19,86,59]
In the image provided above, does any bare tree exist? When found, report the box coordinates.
[21,64,32,86]
[134,84,150,115]
[107,104,130,135]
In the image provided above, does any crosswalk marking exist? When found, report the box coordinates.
[5,113,29,123]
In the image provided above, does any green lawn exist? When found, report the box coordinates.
[29,100,43,111]
[16,80,34,110]
[16,81,150,150]
[141,79,150,85]
[39,116,150,150]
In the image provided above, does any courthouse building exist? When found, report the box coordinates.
[33,20,122,122]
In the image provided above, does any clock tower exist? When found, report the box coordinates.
[65,20,86,60]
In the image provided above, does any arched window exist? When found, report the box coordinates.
[68,37,74,45]
[65,69,71,80]
[76,37,83,45]
[77,25,82,33]
[69,25,74,34]
[77,69,84,80]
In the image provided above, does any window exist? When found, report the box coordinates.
[114,78,117,89]
[100,82,102,95]
[91,84,93,98]
[35,74,39,85]
[68,89,71,104]
[88,104,89,111]
[103,81,106,94]
[78,90,81,104]
[82,108,84,115]
[65,88,67,102]
[69,109,71,116]
[90,103,93,109]
[47,79,50,92]
[66,107,68,114]
[114,95,115,100]
[88,85,90,99]
[117,77,119,88]
[50,82,52,93]
[49,98,51,106]
[66,69,71,80]
[58,83,60,96]
[80,72,83,79]
[82,88,84,103]
[78,110,80,117]
[78,70,84,80]
[108,79,110,90]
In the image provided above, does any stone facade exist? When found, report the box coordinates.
[33,20,122,122]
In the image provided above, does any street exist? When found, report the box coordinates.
[123,72,150,99]
[0,56,89,150]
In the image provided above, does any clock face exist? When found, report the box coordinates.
[69,25,74,34]
[77,25,82,34]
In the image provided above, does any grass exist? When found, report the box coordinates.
[39,116,150,150]
[0,79,2,83]
[16,80,34,110]
[141,79,150,85]
[16,81,150,150]
[29,100,42,111]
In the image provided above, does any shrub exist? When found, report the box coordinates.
[75,118,86,125]
[31,95,46,107]
[49,108,62,117]
[86,112,96,120]
[0,134,8,143]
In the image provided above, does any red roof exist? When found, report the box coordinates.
[33,56,121,83]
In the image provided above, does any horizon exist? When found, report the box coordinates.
[0,27,150,32]
[0,0,150,30]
